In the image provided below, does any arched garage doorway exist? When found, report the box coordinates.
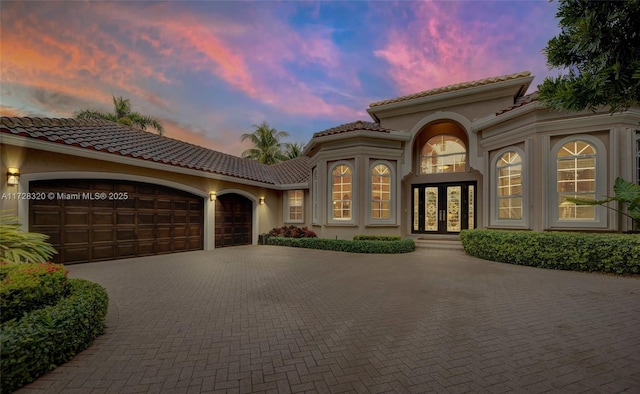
[29,179,204,264]
[215,193,253,247]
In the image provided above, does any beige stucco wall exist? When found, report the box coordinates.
[0,144,286,246]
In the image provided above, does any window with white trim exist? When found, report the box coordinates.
[331,164,352,221]
[286,190,303,223]
[371,164,391,219]
[636,132,640,185]
[557,140,597,220]
[496,151,523,220]
[420,135,466,174]
[312,168,318,224]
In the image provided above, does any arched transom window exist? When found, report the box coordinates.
[496,151,522,220]
[332,164,352,220]
[371,164,391,219]
[557,140,596,220]
[420,135,466,174]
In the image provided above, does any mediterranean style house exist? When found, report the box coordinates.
[1,71,639,264]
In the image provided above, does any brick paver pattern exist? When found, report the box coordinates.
[18,246,640,393]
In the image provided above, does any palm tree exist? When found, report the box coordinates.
[241,122,289,164]
[75,95,164,135]
[284,142,305,160]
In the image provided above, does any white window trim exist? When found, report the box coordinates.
[312,167,319,224]
[549,135,608,229]
[490,147,527,228]
[367,160,396,225]
[284,189,304,224]
[327,161,356,225]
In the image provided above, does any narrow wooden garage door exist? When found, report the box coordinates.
[215,193,252,247]
[29,180,204,264]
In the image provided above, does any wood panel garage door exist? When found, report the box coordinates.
[215,194,252,247]
[29,180,204,264]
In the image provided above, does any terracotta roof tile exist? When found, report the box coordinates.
[369,71,532,108]
[0,117,309,186]
[496,92,539,115]
[312,120,393,138]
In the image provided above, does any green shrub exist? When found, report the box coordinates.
[1,278,109,393]
[460,229,640,274]
[0,262,69,323]
[268,225,317,238]
[353,235,401,241]
[0,214,57,263]
[266,237,415,254]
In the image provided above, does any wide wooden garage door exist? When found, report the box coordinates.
[215,193,252,247]
[29,180,204,264]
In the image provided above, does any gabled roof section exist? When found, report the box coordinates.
[312,120,393,138]
[369,71,532,108]
[496,92,539,115]
[0,117,310,185]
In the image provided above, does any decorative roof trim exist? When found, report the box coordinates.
[369,71,532,108]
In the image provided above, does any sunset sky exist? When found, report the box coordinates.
[1,1,560,156]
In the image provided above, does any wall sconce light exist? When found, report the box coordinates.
[259,196,265,205]
[209,191,216,201]
[7,167,19,186]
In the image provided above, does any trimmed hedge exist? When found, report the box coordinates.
[266,237,415,254]
[1,279,109,393]
[460,229,640,274]
[353,235,401,241]
[1,262,69,323]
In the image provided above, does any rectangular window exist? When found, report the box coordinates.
[287,190,303,222]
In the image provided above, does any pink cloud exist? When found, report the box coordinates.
[373,2,553,94]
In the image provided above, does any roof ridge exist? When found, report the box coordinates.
[369,71,532,108]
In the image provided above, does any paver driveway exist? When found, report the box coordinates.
[18,246,640,393]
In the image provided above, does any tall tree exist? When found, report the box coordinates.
[75,95,164,135]
[284,142,305,160]
[240,122,289,164]
[538,0,640,113]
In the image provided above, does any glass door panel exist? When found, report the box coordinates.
[446,186,461,232]
[412,182,475,234]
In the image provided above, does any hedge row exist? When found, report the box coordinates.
[266,237,415,253]
[1,262,69,323]
[1,279,109,393]
[460,229,640,274]
[353,235,401,241]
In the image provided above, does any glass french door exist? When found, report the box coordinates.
[412,182,475,234]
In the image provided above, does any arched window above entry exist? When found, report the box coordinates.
[420,135,466,174]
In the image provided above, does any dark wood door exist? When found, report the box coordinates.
[412,182,476,234]
[29,180,204,264]
[215,194,252,247]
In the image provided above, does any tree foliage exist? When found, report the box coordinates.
[538,0,640,113]
[240,122,290,164]
[75,95,164,135]
[284,142,305,160]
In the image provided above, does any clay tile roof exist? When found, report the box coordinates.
[496,92,539,115]
[312,120,393,138]
[369,71,532,108]
[0,117,310,185]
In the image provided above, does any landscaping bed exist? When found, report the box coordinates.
[460,229,640,275]
[0,263,109,393]
[266,236,415,254]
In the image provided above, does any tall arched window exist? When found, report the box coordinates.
[557,140,596,220]
[371,164,391,219]
[331,164,352,220]
[496,151,522,220]
[420,135,466,174]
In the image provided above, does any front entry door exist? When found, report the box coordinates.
[412,182,475,234]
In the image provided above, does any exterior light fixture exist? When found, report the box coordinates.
[209,191,216,201]
[259,196,265,205]
[7,167,19,186]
